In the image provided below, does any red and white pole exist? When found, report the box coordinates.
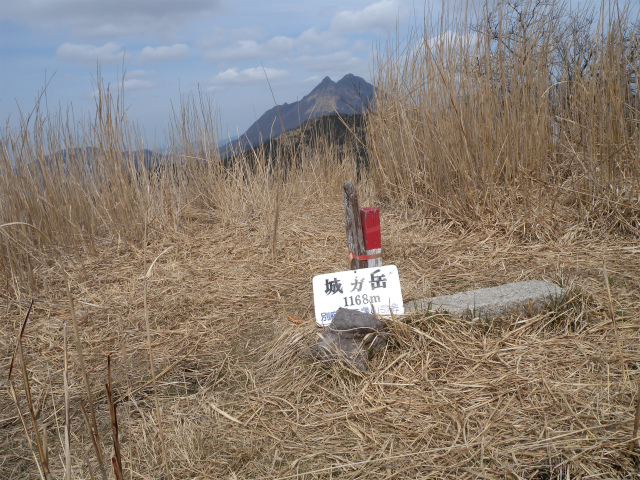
[343,181,383,270]
[360,207,382,268]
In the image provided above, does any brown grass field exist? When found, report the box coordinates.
[1,1,640,478]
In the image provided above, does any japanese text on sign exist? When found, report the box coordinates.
[312,265,404,326]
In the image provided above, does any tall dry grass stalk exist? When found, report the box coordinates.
[367,0,639,238]
[67,281,108,480]
[62,320,71,480]
[143,212,172,476]
[7,301,51,480]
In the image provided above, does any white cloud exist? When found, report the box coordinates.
[197,26,264,51]
[139,44,189,62]
[297,27,345,51]
[266,36,295,53]
[210,67,288,86]
[202,35,296,61]
[204,40,262,61]
[200,2,400,64]
[56,42,125,64]
[200,27,345,62]
[122,78,155,91]
[3,0,222,39]
[331,0,407,34]
[291,51,368,74]
[423,31,479,52]
[88,76,154,98]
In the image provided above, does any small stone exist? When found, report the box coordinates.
[308,308,387,371]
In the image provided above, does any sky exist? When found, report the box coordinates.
[0,0,422,146]
[2,1,634,147]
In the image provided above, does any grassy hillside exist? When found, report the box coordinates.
[1,1,639,479]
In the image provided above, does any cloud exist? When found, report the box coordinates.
[122,78,155,91]
[331,0,407,34]
[202,35,295,61]
[291,51,368,74]
[266,36,295,54]
[139,44,189,62]
[200,28,345,62]
[88,75,154,98]
[423,31,479,52]
[210,67,288,86]
[3,0,222,39]
[197,26,264,51]
[204,40,262,61]
[199,2,401,64]
[56,42,125,64]
[297,27,344,52]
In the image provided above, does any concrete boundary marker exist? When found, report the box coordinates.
[404,280,567,318]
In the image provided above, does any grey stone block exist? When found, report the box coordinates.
[404,280,566,318]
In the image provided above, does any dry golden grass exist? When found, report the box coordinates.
[367,0,640,237]
[1,183,639,478]
[1,1,639,478]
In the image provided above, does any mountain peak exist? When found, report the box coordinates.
[228,73,374,153]
[309,76,336,95]
[337,73,368,88]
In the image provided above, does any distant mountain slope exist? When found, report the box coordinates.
[228,113,369,173]
[226,74,373,154]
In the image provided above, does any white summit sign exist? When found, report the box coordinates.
[312,265,404,327]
